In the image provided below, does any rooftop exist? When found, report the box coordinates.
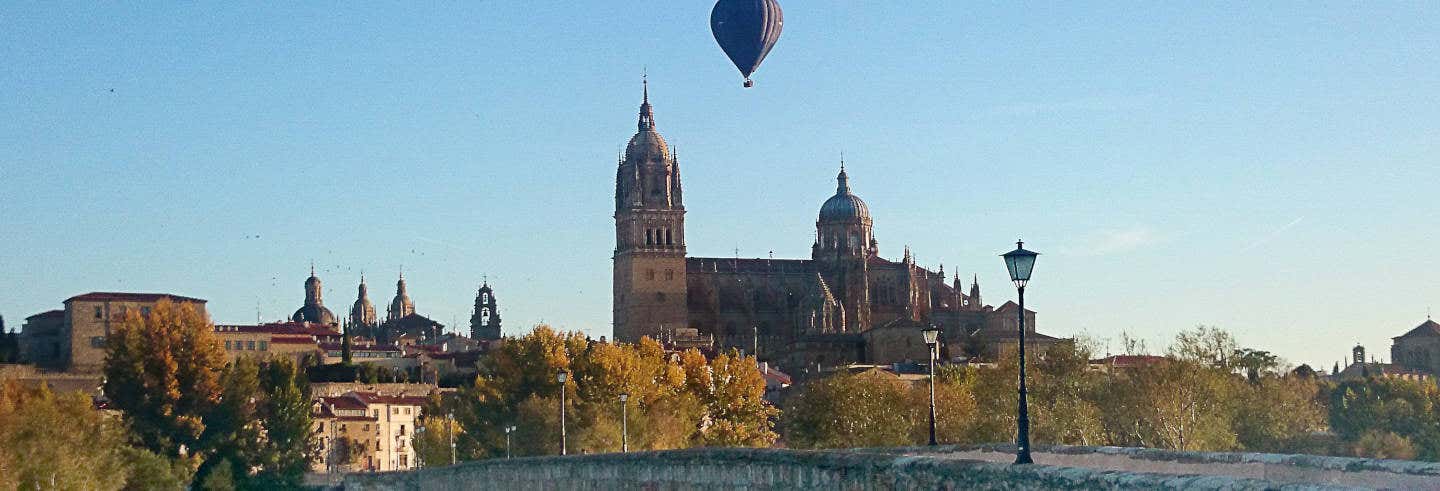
[65,292,207,304]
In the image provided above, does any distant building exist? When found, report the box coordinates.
[386,272,416,323]
[348,273,379,332]
[1391,319,1440,376]
[312,391,429,473]
[292,265,339,326]
[1337,344,1432,381]
[20,310,65,368]
[29,292,209,373]
[469,282,502,341]
[213,322,337,364]
[609,83,1060,376]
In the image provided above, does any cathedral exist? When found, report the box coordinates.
[292,267,503,343]
[612,83,1059,375]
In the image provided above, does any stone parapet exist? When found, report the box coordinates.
[341,447,1379,490]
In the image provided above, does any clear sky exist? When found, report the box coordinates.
[3,3,1437,370]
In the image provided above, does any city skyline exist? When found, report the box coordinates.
[4,3,1440,369]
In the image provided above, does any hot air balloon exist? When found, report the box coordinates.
[710,0,784,88]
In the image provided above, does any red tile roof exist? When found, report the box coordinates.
[321,395,368,410]
[65,292,207,304]
[215,322,339,336]
[269,337,321,345]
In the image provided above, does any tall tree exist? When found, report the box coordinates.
[0,381,134,490]
[104,299,226,458]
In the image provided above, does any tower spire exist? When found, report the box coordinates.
[310,260,315,277]
[836,158,850,194]
[638,72,655,131]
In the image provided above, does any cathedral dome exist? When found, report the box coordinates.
[293,304,336,325]
[625,128,669,162]
[818,168,869,222]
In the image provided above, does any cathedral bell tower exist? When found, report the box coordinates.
[613,79,688,342]
[812,164,875,331]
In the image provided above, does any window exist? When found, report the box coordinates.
[90,336,104,348]
[646,269,655,280]
[340,424,347,432]
[94,307,103,319]
[373,410,380,418]
[225,340,232,350]
[482,293,489,303]
[400,455,408,467]
[392,407,399,415]
[665,229,673,245]
[646,229,653,245]
[259,341,268,351]
[140,306,151,317]
[399,424,406,435]
[246,340,256,350]
[363,424,369,431]
[665,269,674,281]
[404,408,411,415]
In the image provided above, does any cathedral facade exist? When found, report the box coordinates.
[612,85,1057,375]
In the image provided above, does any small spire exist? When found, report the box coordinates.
[836,159,851,194]
[638,72,655,131]
[310,260,315,277]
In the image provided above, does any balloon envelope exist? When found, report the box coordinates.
[710,0,784,84]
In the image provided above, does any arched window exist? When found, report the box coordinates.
[665,269,674,281]
[646,269,656,280]
[480,308,491,323]
[482,293,489,303]
[665,228,673,245]
[646,229,654,245]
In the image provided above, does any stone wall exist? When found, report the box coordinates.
[341,447,1390,491]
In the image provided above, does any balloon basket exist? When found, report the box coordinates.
[744,79,754,88]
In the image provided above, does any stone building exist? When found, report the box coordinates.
[1391,318,1440,376]
[349,273,378,331]
[387,272,416,322]
[611,84,1058,375]
[20,310,65,368]
[469,281,502,341]
[19,292,209,373]
[213,321,338,364]
[312,391,429,473]
[293,265,339,326]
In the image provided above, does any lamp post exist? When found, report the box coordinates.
[447,411,456,466]
[556,369,568,455]
[1001,240,1039,465]
[504,425,516,458]
[923,325,941,446]
[619,392,630,452]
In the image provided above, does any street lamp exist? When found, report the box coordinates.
[1001,240,1039,465]
[447,411,456,466]
[505,425,516,459]
[619,392,630,452]
[922,325,941,446]
[556,369,568,456]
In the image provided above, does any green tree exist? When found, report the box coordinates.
[1169,325,1238,370]
[1353,430,1419,460]
[103,299,226,458]
[196,358,314,489]
[1232,374,1327,452]
[1328,377,1440,460]
[0,381,132,490]
[781,371,915,449]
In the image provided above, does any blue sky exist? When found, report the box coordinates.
[2,3,1437,369]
